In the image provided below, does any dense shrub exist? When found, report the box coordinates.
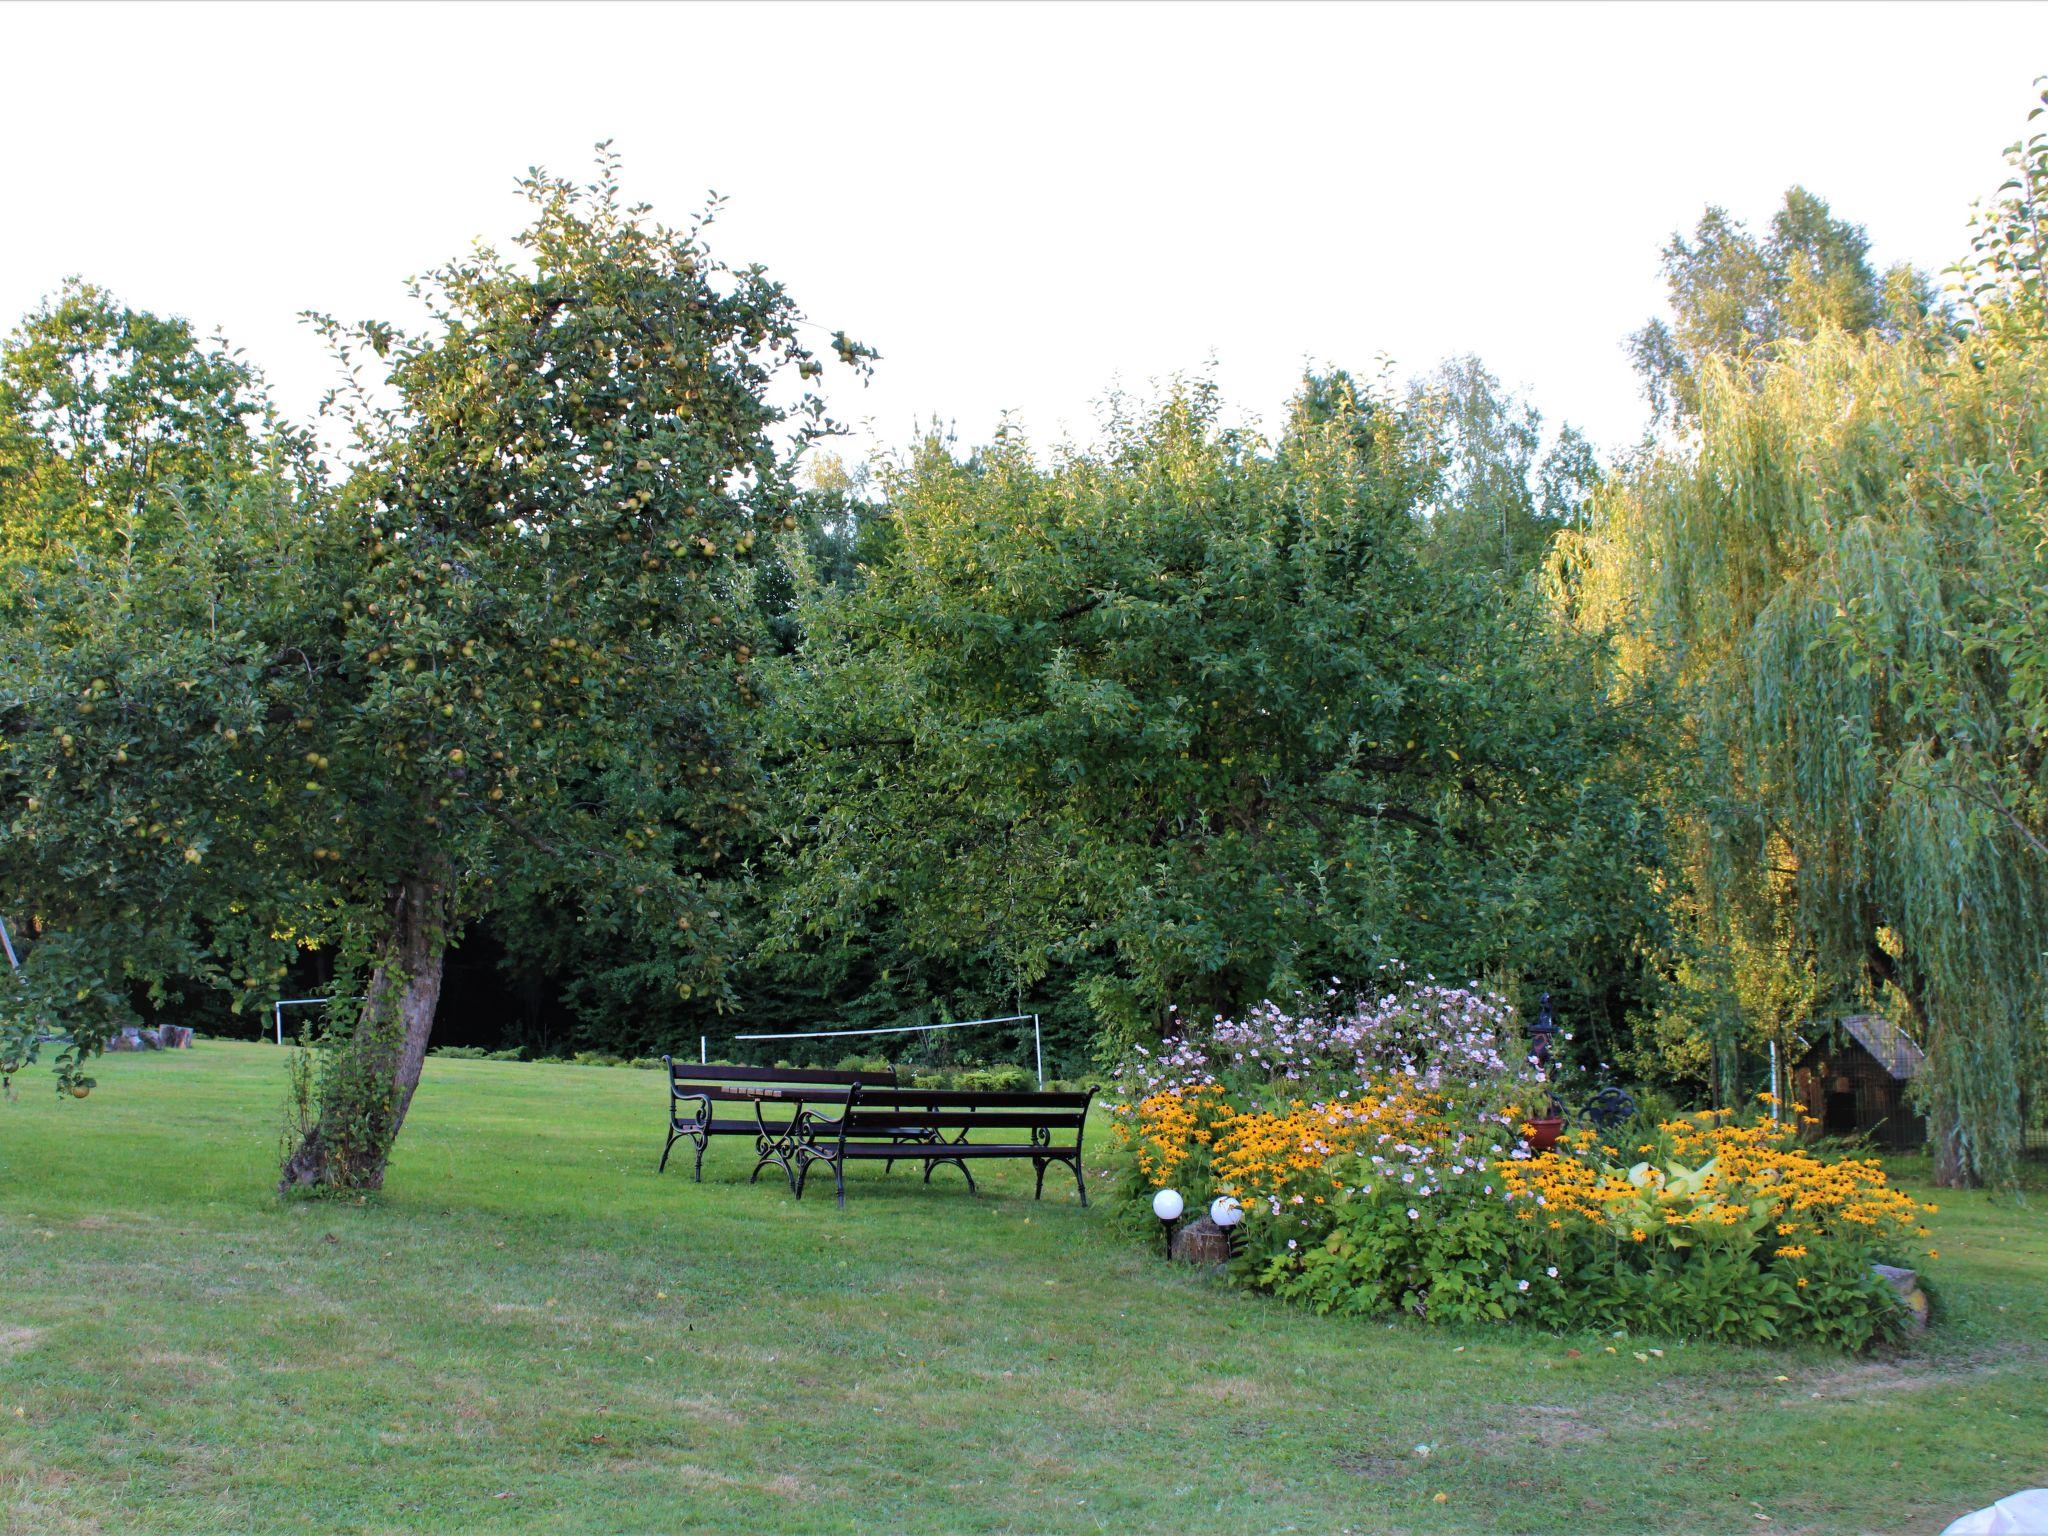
[1112,983,1932,1350]
[909,1064,1037,1093]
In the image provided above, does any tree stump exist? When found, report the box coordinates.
[1170,1216,1233,1268]
[1871,1263,1929,1335]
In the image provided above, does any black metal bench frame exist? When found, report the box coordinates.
[792,1085,1095,1209]
[656,1060,897,1185]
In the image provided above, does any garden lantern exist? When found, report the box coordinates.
[1210,1195,1243,1256]
[1529,992,1556,1070]
[1204,1196,1236,1245]
[1153,1187,1184,1257]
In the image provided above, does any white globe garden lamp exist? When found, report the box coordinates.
[1152,1188,1184,1256]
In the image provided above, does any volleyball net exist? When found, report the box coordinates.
[700,1012,1044,1087]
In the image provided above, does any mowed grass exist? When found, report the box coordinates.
[1,1043,2043,1536]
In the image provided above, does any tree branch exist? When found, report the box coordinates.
[1310,793,1445,838]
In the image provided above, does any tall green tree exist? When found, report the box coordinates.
[0,278,304,576]
[1410,357,1600,580]
[0,283,324,1093]
[1560,97,2048,1185]
[773,378,1670,1050]
[2,154,871,1189]
[1628,186,1933,427]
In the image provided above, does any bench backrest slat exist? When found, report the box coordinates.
[839,1109,1086,1131]
[829,1087,1095,1142]
[665,1060,897,1088]
[704,1082,857,1104]
[844,1088,1087,1110]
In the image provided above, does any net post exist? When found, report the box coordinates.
[700,1035,708,1066]
[274,1001,283,1047]
[1034,1014,1044,1088]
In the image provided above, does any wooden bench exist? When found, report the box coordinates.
[657,1060,898,1184]
[793,1086,1095,1209]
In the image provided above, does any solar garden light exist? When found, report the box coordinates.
[1152,1187,1185,1257]
[1209,1194,1243,1257]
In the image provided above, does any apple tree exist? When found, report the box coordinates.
[1,152,871,1190]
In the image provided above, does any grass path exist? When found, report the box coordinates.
[1,1042,2042,1535]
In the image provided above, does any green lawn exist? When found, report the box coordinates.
[1,1042,2041,1536]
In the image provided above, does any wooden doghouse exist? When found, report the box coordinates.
[1789,1015,1926,1150]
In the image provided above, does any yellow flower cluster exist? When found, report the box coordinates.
[1659,1111,1931,1238]
[1499,1110,1931,1247]
[1495,1148,1637,1220]
[1125,1083,1225,1186]
[1120,1082,1445,1211]
[1211,1090,1447,1210]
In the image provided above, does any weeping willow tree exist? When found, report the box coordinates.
[1559,94,2048,1185]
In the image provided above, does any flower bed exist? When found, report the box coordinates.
[1111,984,1935,1351]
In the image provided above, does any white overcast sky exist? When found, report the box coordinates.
[3,1,2043,466]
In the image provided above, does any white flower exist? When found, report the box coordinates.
[1517,1279,1530,1292]
[1406,1207,1420,1221]
[1546,1266,1559,1278]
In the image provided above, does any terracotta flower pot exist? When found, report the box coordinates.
[1523,1115,1564,1152]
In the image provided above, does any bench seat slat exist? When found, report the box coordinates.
[676,1116,809,1133]
[836,1142,1083,1159]
[849,1089,1087,1109]
[833,1111,1086,1131]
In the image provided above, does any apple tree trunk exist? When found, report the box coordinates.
[278,875,449,1193]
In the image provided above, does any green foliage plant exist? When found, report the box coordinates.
[775,377,1670,1049]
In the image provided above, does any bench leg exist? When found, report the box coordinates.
[692,1130,708,1183]
[793,1153,846,1209]
[1069,1155,1088,1207]
[921,1156,976,1194]
[1032,1158,1048,1200]
[888,1130,936,1176]
[658,1126,680,1174]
